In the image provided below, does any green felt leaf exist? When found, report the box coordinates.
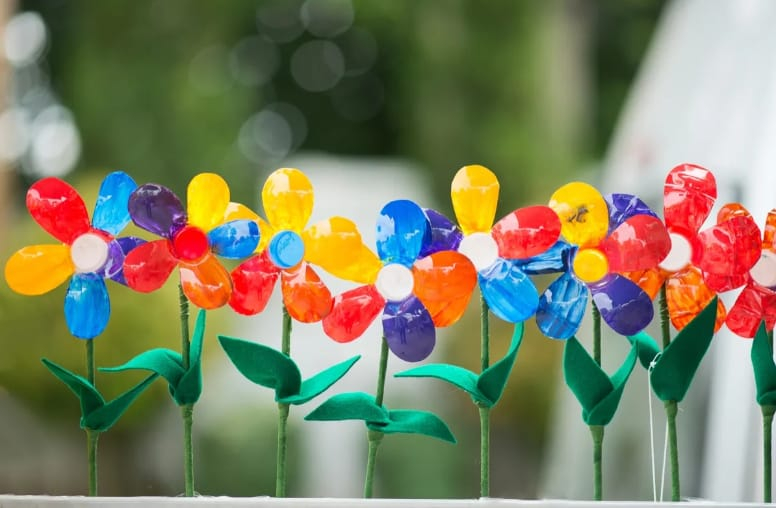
[395,364,482,404]
[477,322,524,405]
[100,348,185,386]
[751,322,776,406]
[218,335,302,399]
[563,337,613,413]
[175,310,207,405]
[651,296,718,402]
[367,409,456,443]
[304,392,390,424]
[278,355,360,405]
[42,358,105,419]
[584,345,638,426]
[82,374,159,431]
[626,331,661,369]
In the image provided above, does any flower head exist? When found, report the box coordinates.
[5,172,141,338]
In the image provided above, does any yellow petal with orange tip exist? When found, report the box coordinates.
[302,216,382,284]
[224,202,274,252]
[5,244,74,295]
[262,168,313,232]
[548,182,609,248]
[451,164,499,235]
[187,173,230,232]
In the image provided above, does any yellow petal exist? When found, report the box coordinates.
[549,182,609,248]
[224,202,274,252]
[187,173,230,232]
[302,217,382,284]
[451,164,499,234]
[5,244,74,295]
[262,168,314,232]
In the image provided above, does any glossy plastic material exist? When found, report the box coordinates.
[605,193,656,233]
[129,184,187,239]
[665,266,726,331]
[600,215,671,273]
[412,250,477,326]
[549,182,609,248]
[323,285,385,343]
[697,215,760,276]
[5,245,74,295]
[187,173,230,232]
[123,239,179,293]
[517,241,572,275]
[421,208,463,257]
[179,254,233,310]
[229,251,280,315]
[64,274,110,339]
[92,172,137,235]
[663,163,717,237]
[280,262,333,323]
[224,202,273,252]
[572,248,609,283]
[269,230,306,269]
[536,271,588,339]
[383,296,436,362]
[726,282,776,338]
[262,168,313,233]
[479,258,540,323]
[110,237,145,285]
[302,217,382,284]
[26,177,90,244]
[376,200,430,267]
[450,164,499,235]
[590,274,654,336]
[491,205,561,259]
[208,220,260,259]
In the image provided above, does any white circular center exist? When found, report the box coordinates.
[658,232,692,273]
[375,263,415,302]
[458,232,499,272]
[70,233,109,273]
[751,251,776,288]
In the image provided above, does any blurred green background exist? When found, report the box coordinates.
[0,0,665,498]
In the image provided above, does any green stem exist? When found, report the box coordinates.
[480,294,490,498]
[659,285,671,349]
[764,405,775,503]
[665,400,680,501]
[592,303,601,366]
[178,284,194,497]
[276,306,292,497]
[85,339,98,496]
[590,425,604,501]
[364,336,389,498]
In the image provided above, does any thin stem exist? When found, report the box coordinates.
[764,405,775,503]
[85,339,98,496]
[178,284,194,497]
[481,293,490,371]
[665,400,680,501]
[592,303,601,366]
[480,294,490,498]
[659,285,671,350]
[364,336,390,498]
[769,329,774,351]
[179,285,191,369]
[590,425,604,501]
[86,339,95,386]
[276,306,293,497]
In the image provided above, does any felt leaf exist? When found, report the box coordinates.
[563,338,614,416]
[82,374,159,431]
[100,348,185,387]
[278,355,360,405]
[218,335,302,399]
[41,358,105,419]
[304,392,390,424]
[584,345,638,426]
[751,322,776,406]
[477,322,524,405]
[395,364,483,404]
[367,409,456,443]
[626,331,661,369]
[650,296,718,402]
[175,309,207,405]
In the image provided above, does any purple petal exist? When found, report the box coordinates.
[590,273,654,336]
[129,184,187,238]
[104,236,146,285]
[420,208,463,257]
[605,193,657,234]
[382,295,436,362]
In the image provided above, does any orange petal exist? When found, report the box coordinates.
[623,268,666,300]
[666,265,726,332]
[281,262,332,323]
[179,254,232,309]
[5,244,74,295]
[717,203,752,223]
[413,250,477,327]
[764,209,776,251]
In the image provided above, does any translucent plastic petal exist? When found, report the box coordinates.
[123,239,178,293]
[322,285,385,343]
[726,283,776,338]
[663,163,716,236]
[262,168,313,232]
[224,202,274,253]
[412,251,477,327]
[64,273,110,339]
[106,237,145,285]
[92,171,137,235]
[590,274,654,336]
[516,240,573,275]
[383,296,436,362]
[605,193,657,233]
[492,205,562,259]
[129,184,187,238]
[208,220,260,259]
[179,254,232,309]
[450,164,499,235]
[697,215,761,276]
[479,258,540,323]
[717,202,752,223]
[665,266,726,331]
[229,251,280,315]
[280,262,332,323]
[302,217,382,283]
[600,215,671,272]
[420,209,463,257]
[623,267,666,300]
[187,173,230,232]
[764,210,776,251]
[376,200,430,266]
[27,177,90,244]
[5,244,74,295]
[703,271,749,293]
[98,238,127,282]
[536,271,588,339]
[548,182,609,248]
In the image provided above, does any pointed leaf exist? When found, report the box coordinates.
[278,355,361,405]
[175,309,207,405]
[477,322,524,405]
[367,409,456,443]
[41,358,104,418]
[305,392,390,424]
[626,331,661,370]
[100,348,185,387]
[563,338,614,415]
[395,364,483,404]
[751,322,776,406]
[584,345,638,426]
[218,335,302,399]
[82,374,159,431]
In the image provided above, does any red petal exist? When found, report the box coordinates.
[697,215,761,276]
[492,205,561,259]
[123,239,178,292]
[229,251,280,315]
[726,283,776,338]
[27,177,90,244]
[663,163,716,236]
[281,262,332,323]
[703,272,749,293]
[412,250,477,327]
[322,285,384,343]
[600,215,670,273]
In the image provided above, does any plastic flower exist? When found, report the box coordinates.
[314,199,477,362]
[123,173,259,309]
[449,165,561,322]
[5,172,141,338]
[531,183,671,339]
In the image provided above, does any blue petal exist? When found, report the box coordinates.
[536,271,588,339]
[515,240,574,275]
[65,274,110,339]
[605,193,657,234]
[92,172,137,235]
[376,200,431,267]
[479,258,539,322]
[382,296,436,362]
[419,208,462,257]
[590,274,654,336]
[208,220,260,259]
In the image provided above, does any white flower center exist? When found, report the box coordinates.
[375,263,415,302]
[751,251,776,288]
[70,232,109,273]
[458,232,499,272]
[659,232,692,273]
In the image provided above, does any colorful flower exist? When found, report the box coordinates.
[449,165,562,322]
[5,172,141,338]
[528,183,671,339]
[123,173,259,309]
[313,199,477,362]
